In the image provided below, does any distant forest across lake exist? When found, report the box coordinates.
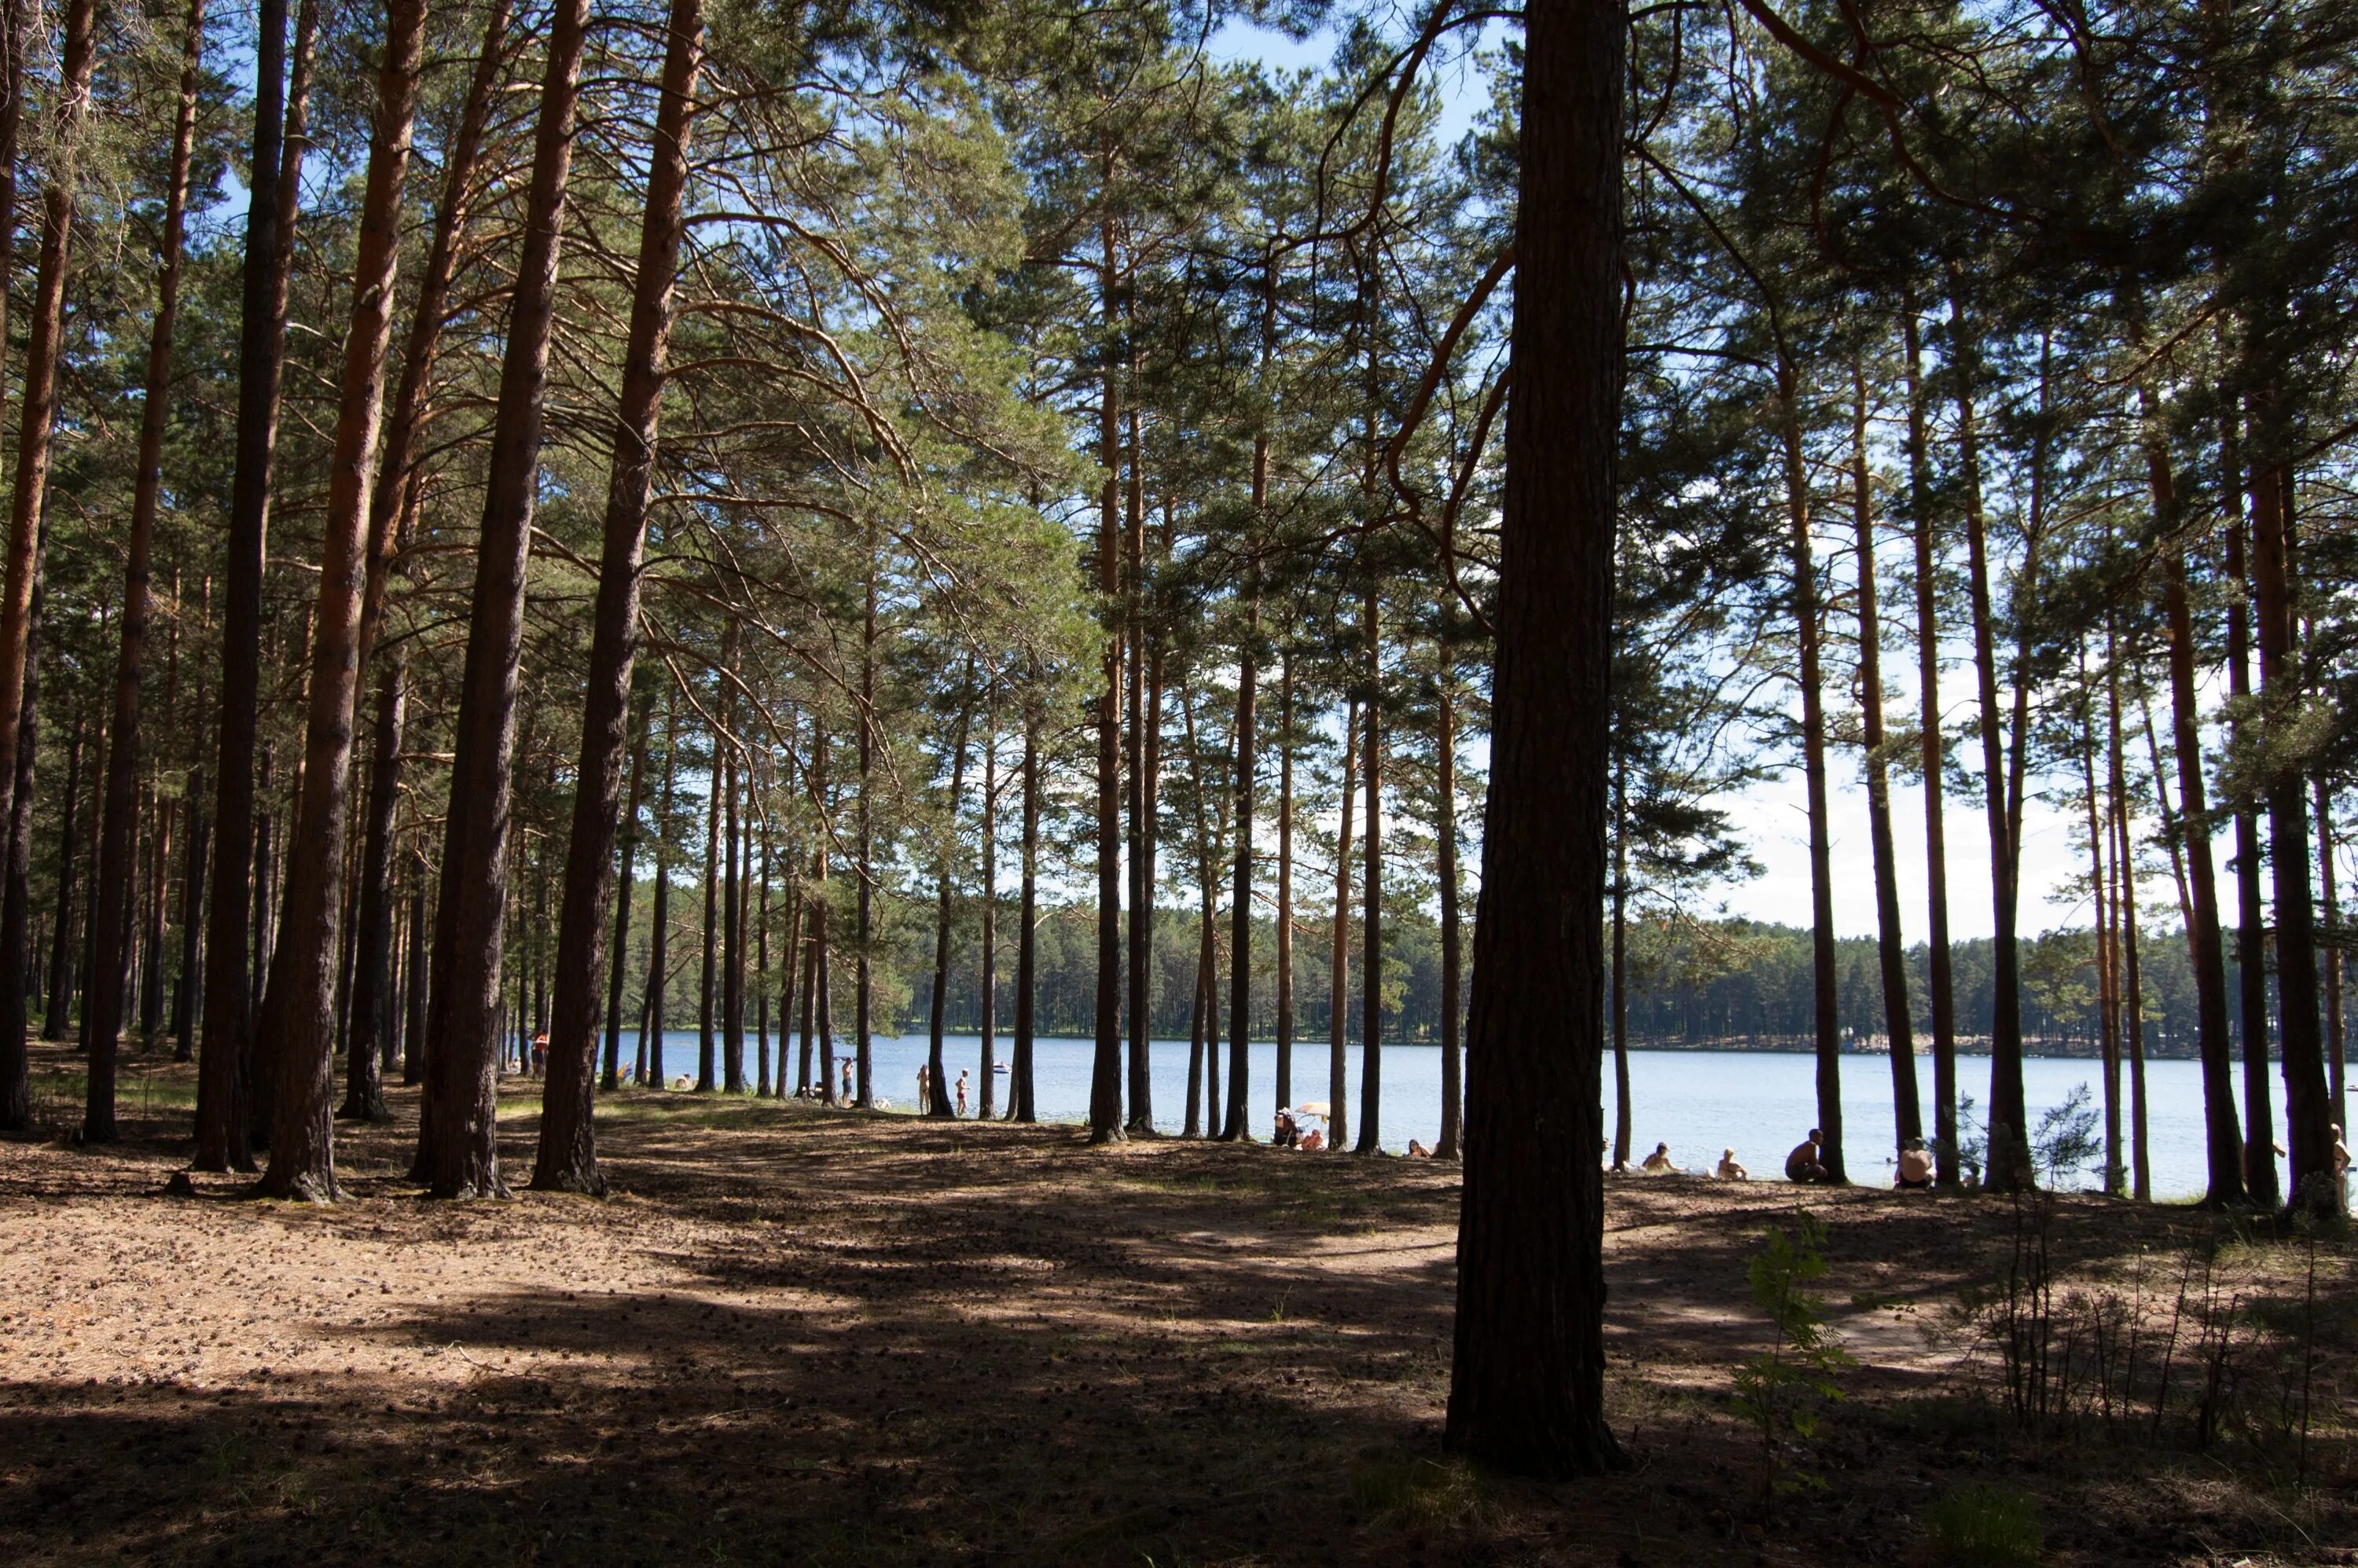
[614,883,2213,1060]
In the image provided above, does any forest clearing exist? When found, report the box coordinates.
[2,1045,2351,1567]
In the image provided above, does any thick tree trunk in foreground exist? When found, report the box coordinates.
[1448,0,1627,1477]
[82,0,203,1142]
[419,0,593,1197]
[258,0,427,1198]
[193,0,296,1175]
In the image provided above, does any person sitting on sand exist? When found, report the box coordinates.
[1785,1129,1831,1183]
[1274,1109,1299,1148]
[1407,1139,1431,1158]
[1640,1141,1683,1174]
[1300,1126,1324,1151]
[1715,1148,1749,1181]
[1895,1137,1934,1190]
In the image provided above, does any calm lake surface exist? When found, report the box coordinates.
[621,1030,2278,1201]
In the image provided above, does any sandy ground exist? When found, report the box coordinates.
[1,1045,2352,1566]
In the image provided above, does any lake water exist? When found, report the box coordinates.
[619,1030,2287,1201]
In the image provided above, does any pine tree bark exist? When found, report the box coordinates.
[339,646,406,1122]
[723,744,746,1093]
[927,693,975,1117]
[0,0,96,874]
[1275,651,1295,1118]
[1125,411,1153,1135]
[1435,673,1464,1159]
[1088,207,1126,1144]
[193,0,298,1175]
[1355,587,1385,1155]
[1014,697,1039,1122]
[1329,696,1357,1151]
[2222,430,2278,1206]
[2250,460,2335,1212]
[173,776,205,1063]
[1952,336,2030,1191]
[2106,650,2150,1199]
[602,690,651,1093]
[257,0,427,1196]
[419,0,593,1197]
[0,546,40,1130]
[1223,589,1257,1141]
[696,750,721,1092]
[1782,374,1845,1181]
[977,704,997,1116]
[2150,399,2243,1203]
[1851,368,1920,1156]
[642,691,678,1090]
[1446,0,1626,1474]
[42,722,79,1044]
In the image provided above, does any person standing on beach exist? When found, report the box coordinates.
[955,1070,969,1118]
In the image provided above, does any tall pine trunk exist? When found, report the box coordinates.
[339,646,406,1122]
[1014,698,1038,1122]
[0,541,41,1129]
[1852,367,1919,1157]
[602,688,651,1092]
[696,751,720,1092]
[1329,697,1357,1149]
[1355,588,1384,1154]
[2149,390,2243,1203]
[642,692,678,1089]
[0,0,96,876]
[2250,459,2335,1211]
[83,0,204,1141]
[977,704,997,1117]
[1223,590,1257,1140]
[193,0,298,1174]
[1274,652,1295,1117]
[1089,213,1126,1144]
[2222,430,2278,1206]
[1952,333,2030,1191]
[927,693,975,1117]
[256,0,427,1196]
[420,0,593,1195]
[1447,0,1626,1473]
[1783,372,1844,1181]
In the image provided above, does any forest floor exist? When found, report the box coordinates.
[1,1042,2352,1568]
